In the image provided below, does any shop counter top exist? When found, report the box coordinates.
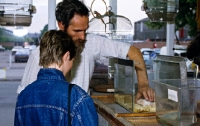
[91,94,160,126]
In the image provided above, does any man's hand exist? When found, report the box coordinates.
[136,85,155,102]
[127,46,155,102]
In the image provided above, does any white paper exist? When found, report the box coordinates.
[168,89,178,102]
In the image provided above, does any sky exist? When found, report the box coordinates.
[3,0,148,34]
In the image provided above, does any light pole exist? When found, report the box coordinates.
[48,0,56,30]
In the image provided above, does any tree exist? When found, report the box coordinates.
[0,28,39,44]
[0,28,20,42]
[175,0,197,36]
[40,24,48,38]
[145,22,166,30]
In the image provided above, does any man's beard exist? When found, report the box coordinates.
[74,39,86,54]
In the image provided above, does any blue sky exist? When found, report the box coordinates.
[3,0,148,34]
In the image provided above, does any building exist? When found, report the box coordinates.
[134,18,190,42]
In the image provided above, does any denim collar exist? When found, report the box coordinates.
[37,68,66,81]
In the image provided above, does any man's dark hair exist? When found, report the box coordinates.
[55,0,89,32]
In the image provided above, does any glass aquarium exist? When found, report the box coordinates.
[153,55,187,81]
[154,79,200,126]
[113,58,136,112]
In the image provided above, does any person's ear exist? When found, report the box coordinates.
[63,51,70,63]
[58,22,64,31]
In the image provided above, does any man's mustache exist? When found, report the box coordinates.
[75,39,86,44]
[74,39,86,54]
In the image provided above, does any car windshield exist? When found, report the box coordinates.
[16,49,30,55]
[14,46,22,49]
[143,51,153,55]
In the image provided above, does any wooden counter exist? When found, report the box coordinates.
[91,94,161,126]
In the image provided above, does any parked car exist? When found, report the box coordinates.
[152,48,161,55]
[0,45,5,52]
[11,46,23,55]
[14,49,30,62]
[24,45,31,50]
[140,48,155,68]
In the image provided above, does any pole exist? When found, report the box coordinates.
[108,0,117,84]
[166,0,176,56]
[7,51,12,69]
[48,0,56,30]
[166,23,175,56]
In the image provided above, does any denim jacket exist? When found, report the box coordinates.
[14,68,98,126]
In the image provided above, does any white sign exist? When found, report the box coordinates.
[168,89,178,102]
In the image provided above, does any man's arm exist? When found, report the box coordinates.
[127,46,155,102]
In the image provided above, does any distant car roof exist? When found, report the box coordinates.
[0,45,5,48]
[13,46,23,48]
[160,45,187,55]
[173,45,187,50]
[12,46,23,51]
[140,48,153,52]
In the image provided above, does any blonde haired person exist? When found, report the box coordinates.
[14,30,98,126]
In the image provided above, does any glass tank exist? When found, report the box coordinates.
[153,55,187,81]
[113,58,136,112]
[154,79,200,126]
